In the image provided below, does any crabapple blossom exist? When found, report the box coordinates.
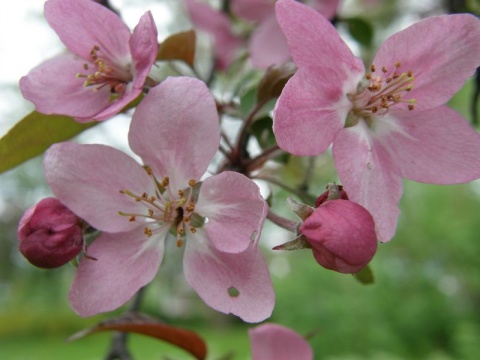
[231,0,339,68]
[274,0,480,241]
[184,0,242,69]
[18,197,83,268]
[44,77,274,322]
[19,0,158,122]
[249,323,313,360]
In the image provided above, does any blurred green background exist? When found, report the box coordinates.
[1,0,480,359]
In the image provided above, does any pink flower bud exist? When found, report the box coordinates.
[300,199,377,273]
[18,197,83,268]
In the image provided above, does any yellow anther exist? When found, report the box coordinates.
[394,61,401,68]
[178,228,185,235]
[145,166,153,175]
[190,227,197,233]
[188,179,197,187]
[365,73,371,80]
[178,190,185,197]
[176,239,184,247]
[129,216,136,222]
[144,227,153,237]
[408,104,415,111]
[148,196,156,203]
[381,66,388,73]
[407,70,413,78]
[371,106,378,113]
[186,203,195,213]
[147,209,153,217]
[162,177,170,187]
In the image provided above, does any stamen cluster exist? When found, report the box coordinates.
[119,166,199,248]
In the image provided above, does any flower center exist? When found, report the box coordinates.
[346,61,416,127]
[118,166,201,248]
[76,45,132,99]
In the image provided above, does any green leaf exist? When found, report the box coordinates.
[343,17,374,47]
[353,264,375,285]
[0,112,98,174]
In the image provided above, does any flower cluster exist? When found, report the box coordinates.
[11,0,480,356]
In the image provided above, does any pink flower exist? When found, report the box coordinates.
[249,323,313,360]
[19,0,158,122]
[274,0,480,241]
[44,77,274,322]
[18,197,83,268]
[184,0,243,70]
[232,0,339,68]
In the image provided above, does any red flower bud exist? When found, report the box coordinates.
[314,185,348,207]
[18,197,83,268]
[300,199,377,273]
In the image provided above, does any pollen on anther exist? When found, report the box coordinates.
[381,66,388,73]
[178,228,185,235]
[190,227,197,233]
[365,73,372,80]
[144,166,153,176]
[370,64,376,72]
[178,190,185,197]
[407,70,413,78]
[144,227,153,237]
[147,209,154,217]
[186,203,195,213]
[371,106,378,113]
[83,63,89,71]
[188,179,197,187]
[408,104,415,111]
[129,216,136,222]
[176,239,184,247]
[162,177,170,187]
[394,61,401,68]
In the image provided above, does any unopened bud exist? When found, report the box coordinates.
[314,183,348,207]
[18,198,83,268]
[300,199,377,274]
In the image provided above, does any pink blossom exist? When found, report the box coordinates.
[184,0,243,70]
[44,77,274,322]
[232,0,339,68]
[249,323,313,360]
[19,0,158,122]
[18,197,83,268]
[274,0,480,241]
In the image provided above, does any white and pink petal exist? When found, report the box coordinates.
[129,77,220,194]
[195,171,268,253]
[332,123,403,242]
[183,229,274,323]
[69,229,163,316]
[45,142,154,233]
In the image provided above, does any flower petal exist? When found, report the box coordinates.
[275,0,363,71]
[44,142,154,233]
[45,0,131,61]
[69,229,163,316]
[19,55,111,120]
[195,171,268,253]
[129,77,220,193]
[382,107,480,183]
[185,0,242,69]
[92,11,159,121]
[308,0,340,20]
[183,229,274,323]
[232,0,274,23]
[372,14,480,110]
[332,123,403,242]
[130,11,158,91]
[273,66,357,155]
[249,16,290,69]
[249,323,313,360]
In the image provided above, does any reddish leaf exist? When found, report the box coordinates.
[68,312,207,360]
[157,30,196,68]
